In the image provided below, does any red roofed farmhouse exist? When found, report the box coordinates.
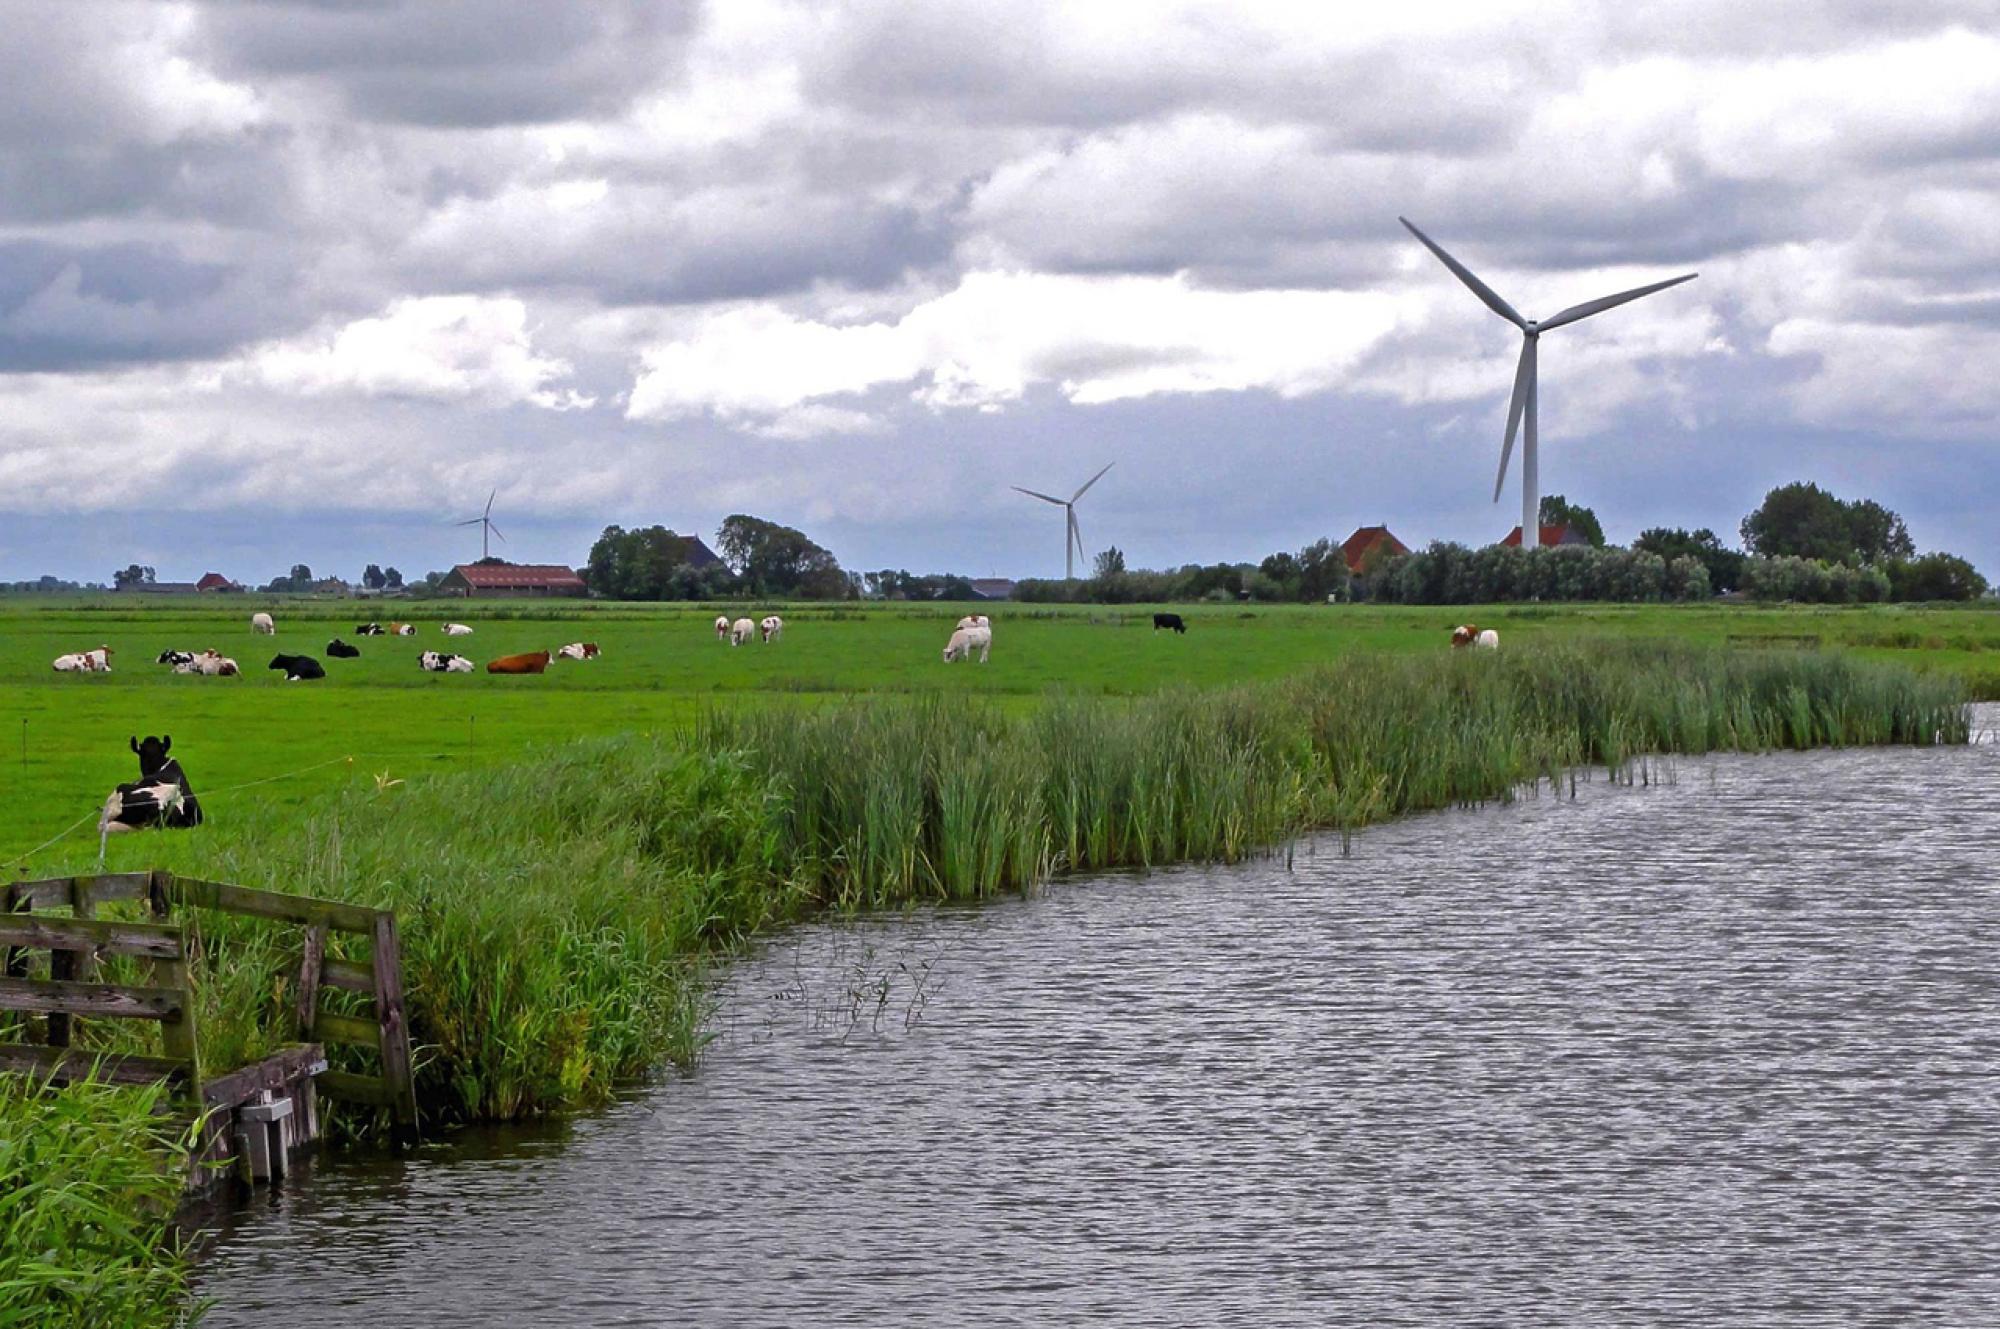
[1341,525,1410,575]
[440,562,588,598]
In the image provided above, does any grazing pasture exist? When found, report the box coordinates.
[1,595,1996,871]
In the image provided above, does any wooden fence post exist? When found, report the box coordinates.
[296,924,326,1041]
[371,911,418,1142]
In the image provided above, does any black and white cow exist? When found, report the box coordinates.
[156,649,197,667]
[326,638,361,658]
[420,650,475,673]
[99,735,203,833]
[356,622,386,636]
[269,653,325,681]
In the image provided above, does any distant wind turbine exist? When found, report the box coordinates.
[1013,462,1114,580]
[1399,217,1697,548]
[455,488,507,561]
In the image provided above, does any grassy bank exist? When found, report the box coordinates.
[4,640,1971,1325]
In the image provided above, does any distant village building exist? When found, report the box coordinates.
[195,572,242,592]
[441,562,589,598]
[1341,525,1410,575]
[680,535,723,569]
[310,577,352,597]
[968,578,1016,601]
[1499,524,1591,549]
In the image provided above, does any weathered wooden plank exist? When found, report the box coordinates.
[46,948,76,1047]
[0,976,183,1021]
[0,1042,193,1089]
[200,1043,326,1112]
[154,939,199,1088]
[315,1068,399,1108]
[320,954,375,993]
[371,910,420,1139]
[296,924,326,1041]
[5,874,153,910]
[311,1010,381,1050]
[163,875,379,936]
[0,915,185,960]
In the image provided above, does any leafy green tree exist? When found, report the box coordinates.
[1539,494,1605,546]
[1635,527,1741,593]
[585,525,691,600]
[383,567,404,590]
[1093,547,1127,579]
[1884,553,1988,602]
[715,514,849,598]
[112,564,154,589]
[362,564,386,591]
[1741,482,1912,565]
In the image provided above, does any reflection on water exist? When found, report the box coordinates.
[195,710,2000,1326]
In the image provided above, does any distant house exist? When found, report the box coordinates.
[195,572,242,593]
[441,562,588,598]
[681,535,723,569]
[1499,524,1591,548]
[310,577,352,597]
[1341,525,1410,575]
[968,578,1016,601]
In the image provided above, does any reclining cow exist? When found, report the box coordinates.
[156,649,196,667]
[421,650,476,673]
[99,735,203,833]
[487,650,551,675]
[175,650,240,676]
[269,653,325,681]
[327,638,361,658]
[556,641,600,660]
[356,622,386,635]
[53,646,112,672]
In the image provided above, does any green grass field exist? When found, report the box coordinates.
[4,594,1996,875]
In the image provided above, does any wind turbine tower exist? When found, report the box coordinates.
[456,488,507,561]
[1399,217,1697,548]
[1013,463,1114,580]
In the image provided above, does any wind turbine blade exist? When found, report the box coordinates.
[1070,461,1114,503]
[1538,272,1698,331]
[1494,338,1535,502]
[1012,485,1066,506]
[1069,508,1084,568]
[454,518,483,526]
[484,488,496,519]
[489,525,506,543]
[1399,216,1526,330]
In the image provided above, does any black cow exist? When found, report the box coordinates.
[101,735,203,832]
[355,622,385,635]
[155,649,196,666]
[1153,612,1187,634]
[269,653,325,681]
[326,638,361,658]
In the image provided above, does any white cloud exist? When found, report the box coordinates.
[242,295,590,409]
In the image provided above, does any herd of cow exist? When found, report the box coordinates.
[54,615,606,680]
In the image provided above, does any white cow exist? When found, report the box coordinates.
[1477,629,1499,649]
[942,625,992,663]
[714,615,731,640]
[251,612,275,635]
[420,650,476,673]
[443,623,474,636]
[53,646,113,673]
[556,642,601,661]
[1450,624,1500,650]
[730,617,755,646]
[955,614,990,631]
[759,615,784,643]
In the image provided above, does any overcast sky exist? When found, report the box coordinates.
[3,0,1996,585]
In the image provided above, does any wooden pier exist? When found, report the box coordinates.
[2,869,418,1192]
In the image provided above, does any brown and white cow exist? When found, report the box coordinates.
[487,650,551,675]
[556,642,600,660]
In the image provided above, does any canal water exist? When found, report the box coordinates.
[194,712,2000,1326]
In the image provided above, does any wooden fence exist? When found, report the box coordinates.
[2,869,417,1147]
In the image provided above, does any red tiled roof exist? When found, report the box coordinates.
[1499,524,1587,548]
[195,572,235,590]
[1341,525,1409,573]
[449,563,587,589]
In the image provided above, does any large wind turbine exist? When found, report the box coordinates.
[455,488,507,561]
[1013,462,1114,580]
[1399,217,1697,548]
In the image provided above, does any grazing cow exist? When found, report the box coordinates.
[1450,625,1501,650]
[100,735,203,834]
[251,612,275,634]
[1153,612,1187,634]
[356,622,385,636]
[327,638,361,658]
[443,623,473,636]
[714,615,731,640]
[955,615,990,632]
[174,651,240,677]
[269,653,325,681]
[942,624,992,663]
[53,646,113,673]
[389,622,417,637]
[420,650,476,673]
[556,641,601,660]
[730,617,754,646]
[487,650,551,675]
[760,615,784,643]
[156,649,196,667]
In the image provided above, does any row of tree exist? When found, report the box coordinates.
[585,515,852,601]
